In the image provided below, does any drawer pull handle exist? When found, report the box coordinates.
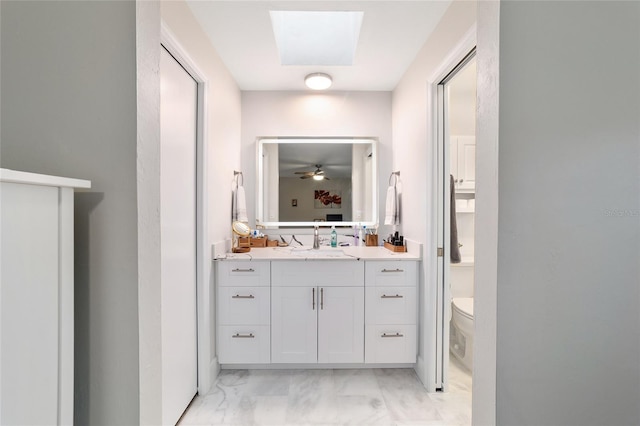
[232,333,255,339]
[381,294,403,299]
[381,268,404,273]
[232,294,255,299]
[381,332,404,338]
[232,268,255,272]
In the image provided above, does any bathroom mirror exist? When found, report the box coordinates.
[256,137,378,228]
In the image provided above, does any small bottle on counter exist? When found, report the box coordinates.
[330,225,337,248]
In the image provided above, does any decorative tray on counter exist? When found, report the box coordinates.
[384,241,407,253]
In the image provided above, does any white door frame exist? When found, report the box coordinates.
[160,22,213,394]
[424,25,476,392]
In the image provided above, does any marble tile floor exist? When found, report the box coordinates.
[179,356,472,426]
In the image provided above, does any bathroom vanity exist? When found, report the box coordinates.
[215,246,420,367]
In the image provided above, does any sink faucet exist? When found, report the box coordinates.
[313,225,320,249]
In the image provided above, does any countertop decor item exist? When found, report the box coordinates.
[232,221,251,253]
[384,241,407,253]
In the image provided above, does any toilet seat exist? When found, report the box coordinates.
[452,297,473,320]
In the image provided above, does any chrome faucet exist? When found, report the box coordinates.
[313,226,320,249]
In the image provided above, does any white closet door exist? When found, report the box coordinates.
[160,46,198,425]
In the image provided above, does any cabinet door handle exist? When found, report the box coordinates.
[381,268,404,273]
[381,294,403,299]
[320,288,324,310]
[232,294,254,299]
[312,288,315,310]
[459,179,464,183]
[232,268,255,272]
[232,333,255,338]
[381,332,404,338]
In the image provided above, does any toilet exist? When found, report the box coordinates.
[450,297,474,371]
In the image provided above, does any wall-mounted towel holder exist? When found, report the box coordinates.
[233,170,244,188]
[389,171,400,186]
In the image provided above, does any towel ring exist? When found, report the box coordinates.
[234,170,244,187]
[389,171,400,186]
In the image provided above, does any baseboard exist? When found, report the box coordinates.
[219,363,415,370]
[415,355,431,391]
[210,356,220,384]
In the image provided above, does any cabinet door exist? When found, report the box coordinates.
[365,286,417,325]
[318,287,364,363]
[365,261,417,287]
[218,286,270,325]
[271,287,317,363]
[271,261,364,287]
[457,136,476,189]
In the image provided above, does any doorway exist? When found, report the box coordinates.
[435,47,476,392]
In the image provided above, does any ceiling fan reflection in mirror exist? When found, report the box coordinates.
[294,164,330,181]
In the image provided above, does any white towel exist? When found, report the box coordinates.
[232,185,248,223]
[384,185,400,225]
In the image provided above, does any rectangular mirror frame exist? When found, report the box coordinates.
[256,137,378,228]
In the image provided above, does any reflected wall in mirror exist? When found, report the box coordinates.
[257,137,378,227]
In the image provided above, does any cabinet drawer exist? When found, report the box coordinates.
[217,261,270,286]
[365,325,416,364]
[218,325,270,364]
[218,287,270,325]
[365,286,417,325]
[271,261,364,287]
[365,261,417,287]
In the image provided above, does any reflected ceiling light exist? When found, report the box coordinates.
[305,73,332,90]
[313,174,325,181]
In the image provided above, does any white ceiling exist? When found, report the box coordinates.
[186,1,453,91]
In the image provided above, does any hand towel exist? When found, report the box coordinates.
[450,175,461,263]
[384,185,400,225]
[232,185,248,223]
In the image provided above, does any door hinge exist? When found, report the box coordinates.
[437,247,444,257]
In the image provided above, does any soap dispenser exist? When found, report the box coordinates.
[330,225,337,248]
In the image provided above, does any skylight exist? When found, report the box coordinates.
[270,11,364,66]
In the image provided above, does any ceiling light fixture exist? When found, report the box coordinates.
[305,73,332,90]
[313,174,325,181]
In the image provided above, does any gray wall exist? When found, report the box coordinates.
[1,1,140,424]
[497,2,640,425]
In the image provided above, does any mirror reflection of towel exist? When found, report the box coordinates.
[450,175,461,263]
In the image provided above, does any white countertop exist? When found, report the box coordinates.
[215,245,422,261]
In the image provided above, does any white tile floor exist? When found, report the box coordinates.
[179,356,472,426]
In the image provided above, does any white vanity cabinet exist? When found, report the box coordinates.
[271,261,365,364]
[365,261,418,363]
[215,255,419,367]
[216,261,271,363]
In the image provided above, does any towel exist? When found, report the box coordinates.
[232,185,248,223]
[450,175,461,263]
[384,185,400,226]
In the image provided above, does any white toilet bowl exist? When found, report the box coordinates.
[450,297,474,371]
